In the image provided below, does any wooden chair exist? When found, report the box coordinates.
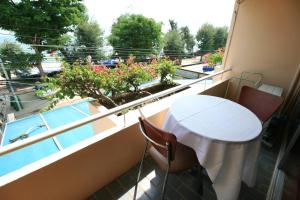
[134,114,200,200]
[238,86,284,123]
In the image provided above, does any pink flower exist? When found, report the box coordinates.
[93,65,108,73]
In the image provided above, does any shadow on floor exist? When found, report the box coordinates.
[88,144,278,200]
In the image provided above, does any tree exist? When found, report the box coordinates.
[108,14,163,58]
[54,34,76,64]
[180,26,195,53]
[75,20,105,62]
[163,20,184,57]
[163,31,185,57]
[213,27,228,49]
[0,41,35,79]
[196,23,216,52]
[0,0,87,76]
[169,19,178,31]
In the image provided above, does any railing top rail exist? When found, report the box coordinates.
[0,68,231,156]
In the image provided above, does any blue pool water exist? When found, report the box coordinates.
[0,100,98,176]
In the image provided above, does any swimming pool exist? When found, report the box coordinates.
[0,100,112,176]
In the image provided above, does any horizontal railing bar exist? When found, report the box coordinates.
[0,68,231,156]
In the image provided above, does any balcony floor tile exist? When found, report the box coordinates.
[89,144,278,200]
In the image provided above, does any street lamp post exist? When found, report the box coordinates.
[0,58,22,111]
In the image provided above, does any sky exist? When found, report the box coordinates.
[84,0,235,35]
[0,0,235,45]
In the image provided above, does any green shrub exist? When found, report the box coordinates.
[206,48,224,67]
[155,58,179,85]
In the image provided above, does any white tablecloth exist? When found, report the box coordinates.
[163,95,262,200]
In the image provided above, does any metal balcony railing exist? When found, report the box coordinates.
[0,68,232,156]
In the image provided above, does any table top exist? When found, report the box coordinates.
[169,95,262,142]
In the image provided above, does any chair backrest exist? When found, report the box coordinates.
[138,117,177,161]
[238,86,284,123]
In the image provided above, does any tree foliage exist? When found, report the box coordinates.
[169,19,178,31]
[196,23,228,52]
[75,20,105,61]
[108,14,163,58]
[213,27,228,50]
[163,31,185,56]
[164,20,196,56]
[180,26,195,53]
[163,20,184,57]
[0,0,87,76]
[55,34,76,63]
[0,41,36,78]
[196,23,215,52]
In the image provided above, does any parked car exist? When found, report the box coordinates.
[102,59,119,67]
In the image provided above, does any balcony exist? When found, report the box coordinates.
[0,70,284,200]
[1,0,300,199]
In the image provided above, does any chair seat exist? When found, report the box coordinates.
[149,142,199,173]
[238,86,283,123]
[134,115,203,200]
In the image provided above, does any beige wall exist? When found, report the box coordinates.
[201,80,229,98]
[225,0,300,94]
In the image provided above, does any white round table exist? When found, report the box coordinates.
[168,95,262,142]
[163,95,262,200]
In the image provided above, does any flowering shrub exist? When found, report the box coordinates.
[119,56,157,92]
[40,63,123,108]
[41,57,178,108]
[93,65,108,72]
[202,53,210,64]
[205,48,224,67]
[99,67,129,98]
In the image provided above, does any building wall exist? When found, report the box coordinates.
[225,0,300,95]
[202,80,228,98]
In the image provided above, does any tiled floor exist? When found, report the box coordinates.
[88,145,278,200]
